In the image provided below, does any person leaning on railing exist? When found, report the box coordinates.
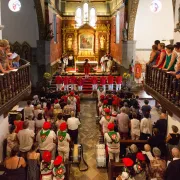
[0,39,14,73]
[147,45,160,66]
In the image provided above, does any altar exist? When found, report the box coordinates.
[75,60,98,73]
[62,23,110,65]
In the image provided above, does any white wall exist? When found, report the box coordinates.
[1,0,39,47]
[174,0,180,43]
[134,0,174,66]
[0,115,9,162]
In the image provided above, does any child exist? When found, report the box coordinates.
[69,73,76,91]
[53,156,66,180]
[40,151,54,180]
[108,73,114,91]
[100,74,107,91]
[84,59,90,78]
[55,73,63,91]
[63,74,69,91]
[6,126,18,157]
[91,75,98,91]
[116,75,122,91]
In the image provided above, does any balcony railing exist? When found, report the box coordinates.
[145,64,180,116]
[0,59,31,115]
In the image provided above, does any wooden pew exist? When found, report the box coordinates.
[108,140,148,180]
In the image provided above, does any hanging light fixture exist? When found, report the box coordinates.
[150,0,162,13]
[8,0,21,12]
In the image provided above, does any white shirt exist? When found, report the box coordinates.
[24,106,34,118]
[25,120,35,132]
[35,119,45,129]
[57,131,70,152]
[99,116,114,134]
[36,130,56,151]
[140,118,152,135]
[131,118,140,136]
[40,160,54,175]
[67,117,80,130]
[34,109,43,118]
[17,129,35,152]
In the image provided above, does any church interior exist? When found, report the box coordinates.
[0,0,180,179]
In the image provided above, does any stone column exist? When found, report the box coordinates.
[122,40,136,69]
[74,30,78,56]
[106,24,110,54]
[95,31,98,55]
[0,0,4,39]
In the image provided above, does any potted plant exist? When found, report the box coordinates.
[122,72,131,89]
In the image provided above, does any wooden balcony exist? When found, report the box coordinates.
[0,59,31,115]
[144,64,180,117]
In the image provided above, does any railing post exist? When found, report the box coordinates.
[172,78,177,103]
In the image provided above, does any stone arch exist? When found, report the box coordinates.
[34,0,46,40]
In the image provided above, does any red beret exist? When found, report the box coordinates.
[104,108,110,114]
[107,123,114,131]
[136,152,145,161]
[70,91,74,96]
[100,95,105,100]
[122,158,134,167]
[103,100,108,105]
[112,100,117,106]
[59,122,67,131]
[54,156,63,166]
[43,122,51,130]
[54,99,59,104]
[42,151,52,162]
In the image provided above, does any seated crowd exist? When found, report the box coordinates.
[3,91,81,180]
[0,39,20,74]
[98,89,180,180]
[147,40,180,78]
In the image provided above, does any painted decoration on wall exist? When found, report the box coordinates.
[79,34,94,50]
[8,0,21,12]
[150,0,162,13]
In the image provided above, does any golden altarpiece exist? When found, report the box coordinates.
[62,23,110,64]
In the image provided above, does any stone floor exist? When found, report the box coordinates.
[69,100,108,180]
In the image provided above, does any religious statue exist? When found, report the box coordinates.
[67,36,73,50]
[100,35,105,50]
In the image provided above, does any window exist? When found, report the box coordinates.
[90,8,96,27]
[116,12,120,43]
[53,14,57,43]
[75,3,96,27]
[83,3,89,22]
[75,8,82,27]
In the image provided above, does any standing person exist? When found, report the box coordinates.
[34,104,43,118]
[148,45,160,66]
[174,42,180,71]
[100,55,106,72]
[164,148,180,180]
[17,121,35,158]
[99,108,114,134]
[40,151,54,180]
[44,101,54,119]
[104,123,120,162]
[35,113,45,134]
[108,73,114,91]
[69,73,76,91]
[130,112,140,140]
[84,59,90,78]
[100,74,107,90]
[55,114,65,130]
[67,111,81,144]
[141,99,151,117]
[55,73,63,91]
[57,122,71,162]
[166,125,180,158]
[68,91,77,112]
[154,113,167,139]
[14,113,23,133]
[140,113,152,140]
[4,145,26,180]
[117,107,130,140]
[115,75,122,91]
[153,43,166,68]
[53,156,66,180]
[63,74,69,91]
[91,75,98,91]
[24,100,34,119]
[97,86,106,103]
[27,142,40,180]
[36,122,57,160]
[77,76,84,91]
[6,126,18,157]
[25,115,35,132]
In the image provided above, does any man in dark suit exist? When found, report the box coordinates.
[154,113,167,139]
[165,148,180,180]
